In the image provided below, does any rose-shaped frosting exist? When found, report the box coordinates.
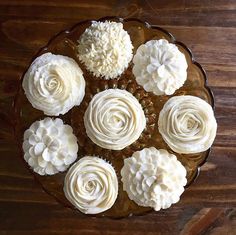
[84,89,146,150]
[77,21,133,79]
[132,39,188,95]
[22,52,85,116]
[158,95,217,154]
[64,156,118,214]
[23,118,78,175]
[121,147,187,211]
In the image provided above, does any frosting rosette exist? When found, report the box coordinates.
[22,52,85,116]
[132,39,188,95]
[23,118,78,175]
[158,95,217,154]
[121,147,187,211]
[77,21,133,79]
[84,89,146,150]
[64,156,118,214]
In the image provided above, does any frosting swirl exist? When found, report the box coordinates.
[22,52,85,116]
[158,95,217,154]
[77,21,133,79]
[64,156,118,214]
[84,89,146,150]
[132,39,188,95]
[23,118,78,175]
[121,147,187,211]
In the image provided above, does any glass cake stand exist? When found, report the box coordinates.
[14,16,214,218]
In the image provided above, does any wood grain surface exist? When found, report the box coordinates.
[0,0,235,234]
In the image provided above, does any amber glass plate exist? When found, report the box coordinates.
[14,16,214,218]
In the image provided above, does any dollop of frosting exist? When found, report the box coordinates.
[121,147,187,211]
[84,89,146,150]
[132,39,188,95]
[23,118,78,175]
[77,21,133,79]
[158,95,217,154]
[22,52,85,116]
[64,156,118,214]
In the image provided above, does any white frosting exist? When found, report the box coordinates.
[158,95,217,154]
[132,39,188,95]
[77,21,133,79]
[84,89,146,150]
[22,52,85,116]
[23,118,78,175]
[121,147,187,211]
[64,156,118,214]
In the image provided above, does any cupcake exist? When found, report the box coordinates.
[23,118,78,175]
[121,147,187,211]
[132,39,188,95]
[77,21,133,79]
[158,95,217,154]
[84,89,146,150]
[64,156,118,214]
[22,52,85,116]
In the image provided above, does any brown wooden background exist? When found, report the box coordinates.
[0,0,235,234]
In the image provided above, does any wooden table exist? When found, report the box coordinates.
[0,0,235,234]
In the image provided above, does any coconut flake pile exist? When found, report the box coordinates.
[77,21,133,79]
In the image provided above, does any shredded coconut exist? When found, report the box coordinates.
[77,21,133,79]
